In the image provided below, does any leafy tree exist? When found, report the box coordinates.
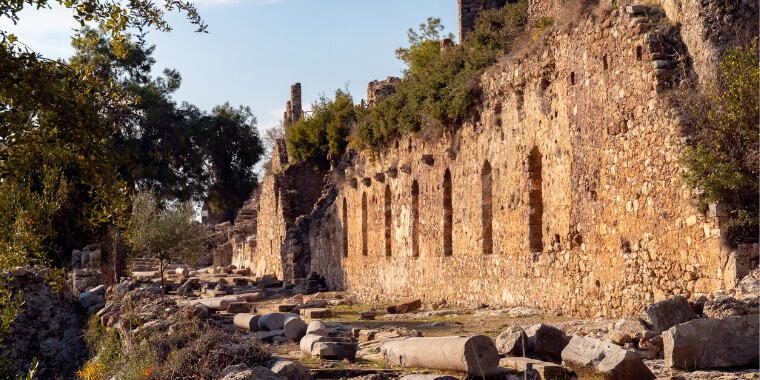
[1,0,205,375]
[199,103,264,220]
[70,29,264,220]
[127,190,205,292]
[355,1,528,150]
[395,17,453,75]
[677,39,759,245]
[287,89,362,166]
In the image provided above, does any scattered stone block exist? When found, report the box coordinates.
[400,376,458,380]
[258,313,285,331]
[78,285,106,309]
[358,329,378,342]
[702,295,753,318]
[224,302,250,314]
[639,296,697,332]
[609,316,650,338]
[312,341,357,361]
[499,357,567,380]
[359,311,376,320]
[270,358,313,380]
[561,335,654,380]
[175,267,189,277]
[663,315,759,369]
[525,323,570,361]
[255,329,286,343]
[278,303,298,312]
[380,335,500,375]
[233,313,260,332]
[495,325,530,356]
[221,365,286,380]
[232,277,248,286]
[283,314,307,340]
[232,268,251,276]
[605,331,632,346]
[386,299,422,314]
[302,308,331,318]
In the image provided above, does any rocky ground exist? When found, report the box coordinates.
[3,260,758,379]
[85,260,760,380]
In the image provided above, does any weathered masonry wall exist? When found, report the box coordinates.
[306,7,754,318]
[230,139,326,280]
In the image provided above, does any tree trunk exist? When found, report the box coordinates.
[159,258,165,294]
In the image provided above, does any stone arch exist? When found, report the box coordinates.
[342,197,348,257]
[528,146,543,253]
[411,180,420,258]
[482,161,493,255]
[384,184,392,257]
[443,168,453,256]
[362,192,368,256]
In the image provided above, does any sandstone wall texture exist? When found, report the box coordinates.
[305,5,758,317]
[217,2,759,318]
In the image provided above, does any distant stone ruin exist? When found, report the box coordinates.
[208,0,759,318]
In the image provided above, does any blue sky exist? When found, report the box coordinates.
[2,0,458,141]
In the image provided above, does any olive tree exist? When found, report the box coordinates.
[127,191,205,292]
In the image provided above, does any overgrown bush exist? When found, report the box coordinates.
[675,38,759,245]
[286,89,362,166]
[353,1,528,150]
[84,315,270,379]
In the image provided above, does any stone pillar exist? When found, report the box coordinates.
[291,83,302,123]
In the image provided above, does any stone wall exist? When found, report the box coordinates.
[213,1,758,317]
[304,5,754,317]
[4,267,88,378]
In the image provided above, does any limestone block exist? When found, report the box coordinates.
[663,315,759,369]
[561,335,654,380]
[224,302,250,314]
[270,358,312,380]
[387,299,422,314]
[525,324,570,361]
[311,341,357,360]
[495,325,530,356]
[639,296,697,332]
[302,308,331,318]
[499,357,567,380]
[359,311,376,320]
[399,376,458,380]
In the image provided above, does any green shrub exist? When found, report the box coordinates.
[353,1,528,150]
[286,89,362,165]
[676,39,759,245]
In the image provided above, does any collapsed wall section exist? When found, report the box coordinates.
[305,6,751,317]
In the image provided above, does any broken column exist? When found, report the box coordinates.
[380,335,500,376]
[233,313,260,332]
[283,313,307,340]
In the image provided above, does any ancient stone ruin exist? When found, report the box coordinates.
[207,0,759,319]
